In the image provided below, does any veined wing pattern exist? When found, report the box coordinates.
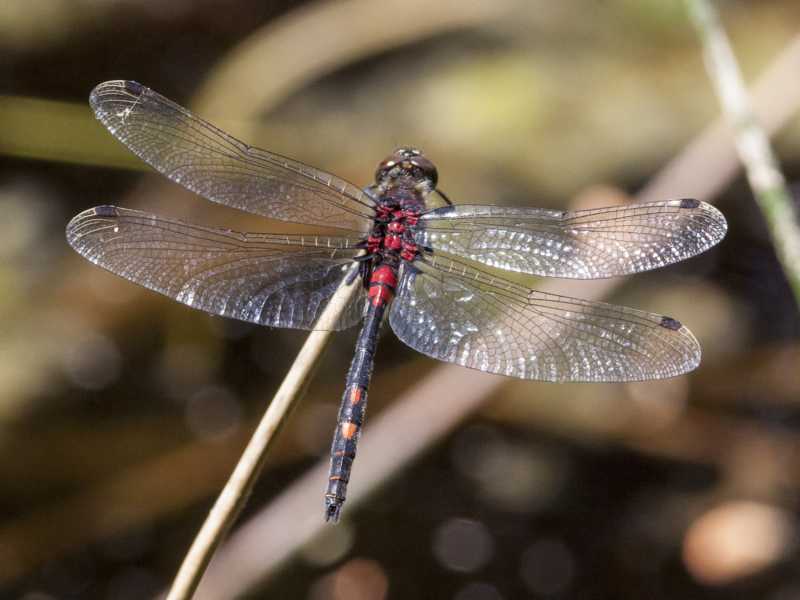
[66,206,366,330]
[70,80,730,524]
[77,80,728,380]
[418,199,727,278]
[389,252,701,382]
[90,80,375,232]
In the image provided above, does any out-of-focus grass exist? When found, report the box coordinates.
[0,95,142,169]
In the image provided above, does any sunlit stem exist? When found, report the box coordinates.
[686,0,800,308]
[165,265,361,600]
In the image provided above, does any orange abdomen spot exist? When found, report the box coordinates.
[340,422,358,440]
[350,388,363,405]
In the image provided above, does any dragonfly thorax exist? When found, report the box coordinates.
[366,201,421,263]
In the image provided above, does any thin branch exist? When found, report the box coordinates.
[686,0,800,307]
[165,272,360,600]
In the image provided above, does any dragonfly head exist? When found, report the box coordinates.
[375,147,438,193]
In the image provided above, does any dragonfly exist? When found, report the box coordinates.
[67,80,727,522]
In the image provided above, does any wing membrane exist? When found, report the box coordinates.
[418,199,727,278]
[90,80,375,232]
[389,253,700,382]
[66,206,366,330]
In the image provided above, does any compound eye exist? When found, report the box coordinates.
[393,147,420,158]
[410,156,438,187]
[375,158,396,183]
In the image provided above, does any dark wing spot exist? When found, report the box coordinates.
[679,198,700,209]
[659,316,683,331]
[94,205,119,217]
[124,80,145,96]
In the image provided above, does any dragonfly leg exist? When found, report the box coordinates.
[435,187,453,206]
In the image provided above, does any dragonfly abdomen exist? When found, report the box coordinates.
[325,265,395,522]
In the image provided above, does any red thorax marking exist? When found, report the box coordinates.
[404,210,419,226]
[369,207,421,256]
[367,234,382,253]
[400,241,418,262]
[383,234,402,250]
[375,205,393,220]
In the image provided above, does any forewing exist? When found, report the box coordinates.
[418,199,727,278]
[90,80,375,232]
[66,206,366,330]
[389,254,701,382]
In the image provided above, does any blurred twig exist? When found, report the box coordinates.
[639,35,800,204]
[166,273,359,600]
[0,95,142,168]
[686,0,800,307]
[193,0,511,120]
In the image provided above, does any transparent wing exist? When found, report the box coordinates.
[389,254,701,382]
[66,206,366,330]
[90,80,375,233]
[417,199,727,278]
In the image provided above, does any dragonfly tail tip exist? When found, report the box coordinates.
[324,501,342,523]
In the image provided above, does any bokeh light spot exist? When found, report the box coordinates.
[683,500,794,585]
[300,521,356,567]
[453,581,504,600]
[309,558,388,600]
[519,538,575,596]
[432,518,494,573]
[184,385,242,440]
[62,331,122,390]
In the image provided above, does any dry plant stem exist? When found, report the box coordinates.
[165,273,360,600]
[686,0,800,307]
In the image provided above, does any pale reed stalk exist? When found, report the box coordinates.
[165,271,360,600]
[686,0,800,306]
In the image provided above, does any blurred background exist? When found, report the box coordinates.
[2,0,800,598]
